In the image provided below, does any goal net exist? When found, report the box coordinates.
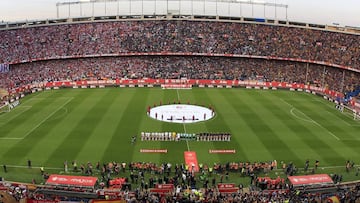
[0,100,21,114]
[341,105,360,121]
[353,110,360,121]
[0,102,10,114]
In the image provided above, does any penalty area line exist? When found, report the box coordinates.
[280,99,340,141]
[20,97,74,139]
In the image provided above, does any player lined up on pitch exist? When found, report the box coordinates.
[140,132,231,141]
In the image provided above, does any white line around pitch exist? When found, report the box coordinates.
[280,99,340,141]
[0,137,23,140]
[5,165,63,170]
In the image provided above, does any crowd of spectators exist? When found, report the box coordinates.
[0,56,359,93]
[2,159,360,202]
[0,20,359,69]
[0,19,359,97]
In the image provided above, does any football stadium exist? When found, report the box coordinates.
[0,0,360,202]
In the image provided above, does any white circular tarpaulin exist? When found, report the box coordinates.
[148,104,214,123]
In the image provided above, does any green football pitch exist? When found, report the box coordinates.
[0,88,359,182]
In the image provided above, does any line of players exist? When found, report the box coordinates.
[197,132,231,141]
[140,132,190,141]
[140,132,231,141]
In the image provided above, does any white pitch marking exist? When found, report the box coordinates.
[177,89,190,151]
[281,99,340,141]
[18,97,73,140]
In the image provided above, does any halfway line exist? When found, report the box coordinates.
[177,89,190,151]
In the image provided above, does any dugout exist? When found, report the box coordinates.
[35,174,99,199]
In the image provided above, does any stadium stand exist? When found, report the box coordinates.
[0,19,359,100]
[0,20,359,69]
[0,15,360,202]
[1,162,360,202]
[0,56,359,93]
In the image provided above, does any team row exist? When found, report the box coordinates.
[140,132,231,141]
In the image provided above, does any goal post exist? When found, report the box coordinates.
[0,100,21,114]
[342,105,360,121]
[353,110,360,121]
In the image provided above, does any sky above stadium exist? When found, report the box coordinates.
[0,0,359,27]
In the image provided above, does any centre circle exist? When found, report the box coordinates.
[148,104,215,123]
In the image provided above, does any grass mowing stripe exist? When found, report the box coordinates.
[176,89,190,151]
[194,88,247,163]
[217,89,273,161]
[24,91,87,167]
[181,88,220,165]
[175,89,220,164]
[0,106,32,126]
[43,90,110,166]
[0,96,51,138]
[20,97,73,139]
[302,93,360,127]
[271,92,347,165]
[280,94,343,136]
[228,89,277,161]
[2,88,360,184]
[158,89,186,164]
[301,103,357,140]
[235,90,302,164]
[0,94,73,165]
[283,95,360,161]
[75,90,132,163]
[131,88,163,164]
[280,97,340,141]
[257,91,334,165]
[179,89,211,134]
[101,88,150,163]
[300,93,360,140]
[221,89,273,161]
